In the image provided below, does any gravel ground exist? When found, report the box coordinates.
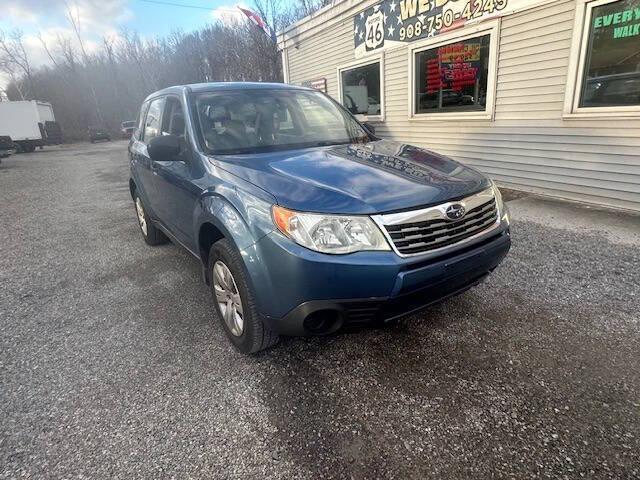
[1,141,639,479]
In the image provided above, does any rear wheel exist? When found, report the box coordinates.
[209,239,278,354]
[16,141,35,153]
[133,193,167,246]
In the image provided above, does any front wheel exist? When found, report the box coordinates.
[133,193,167,246]
[209,239,278,354]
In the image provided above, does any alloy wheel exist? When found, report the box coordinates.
[213,261,244,337]
[135,197,147,236]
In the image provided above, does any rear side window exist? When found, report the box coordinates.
[143,98,165,143]
[134,102,148,140]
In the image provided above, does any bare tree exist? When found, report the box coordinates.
[296,0,334,18]
[119,29,156,92]
[0,29,36,99]
[57,34,78,72]
[37,32,60,69]
[65,2,103,125]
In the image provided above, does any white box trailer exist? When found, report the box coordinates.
[0,100,62,152]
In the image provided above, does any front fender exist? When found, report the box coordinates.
[194,185,277,312]
[195,185,275,253]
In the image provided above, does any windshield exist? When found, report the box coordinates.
[193,89,371,155]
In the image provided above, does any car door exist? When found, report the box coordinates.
[129,101,150,207]
[147,95,204,251]
[130,96,166,219]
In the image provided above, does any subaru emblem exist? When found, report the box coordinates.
[445,203,466,221]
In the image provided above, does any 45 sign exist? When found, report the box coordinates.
[365,11,385,50]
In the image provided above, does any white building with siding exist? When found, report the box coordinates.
[278,0,640,212]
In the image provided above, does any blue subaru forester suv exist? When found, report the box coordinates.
[129,82,511,353]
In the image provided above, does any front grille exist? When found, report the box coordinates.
[384,198,498,255]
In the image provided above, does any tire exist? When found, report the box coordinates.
[209,239,278,354]
[17,142,35,153]
[133,192,168,246]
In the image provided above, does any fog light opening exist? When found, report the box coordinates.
[303,309,342,335]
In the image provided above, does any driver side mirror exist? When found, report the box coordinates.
[148,134,181,162]
[362,122,376,135]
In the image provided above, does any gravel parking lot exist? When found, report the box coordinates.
[1,141,639,479]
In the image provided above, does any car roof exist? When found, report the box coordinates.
[143,82,312,102]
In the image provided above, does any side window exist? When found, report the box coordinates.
[276,107,294,132]
[162,97,186,138]
[144,98,165,143]
[134,102,148,140]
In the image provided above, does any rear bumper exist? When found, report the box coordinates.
[259,227,511,336]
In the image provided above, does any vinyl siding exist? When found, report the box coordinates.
[284,0,640,212]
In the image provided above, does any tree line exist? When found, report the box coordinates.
[0,0,330,141]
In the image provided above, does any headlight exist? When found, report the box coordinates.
[491,181,509,224]
[272,206,391,254]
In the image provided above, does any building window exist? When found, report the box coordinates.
[339,60,382,118]
[414,34,491,115]
[565,0,640,116]
[579,0,640,108]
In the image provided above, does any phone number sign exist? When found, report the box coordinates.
[354,0,545,57]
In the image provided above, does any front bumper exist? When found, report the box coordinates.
[252,224,511,336]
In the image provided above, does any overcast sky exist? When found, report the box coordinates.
[0,0,277,89]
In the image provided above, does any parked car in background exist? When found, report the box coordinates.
[89,126,111,143]
[0,100,62,152]
[418,90,476,110]
[129,82,511,354]
[582,72,640,107]
[120,121,136,138]
[0,136,15,160]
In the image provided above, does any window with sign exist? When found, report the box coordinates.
[414,34,491,114]
[578,0,640,108]
[339,61,382,117]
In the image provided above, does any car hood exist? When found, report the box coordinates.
[212,140,490,214]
